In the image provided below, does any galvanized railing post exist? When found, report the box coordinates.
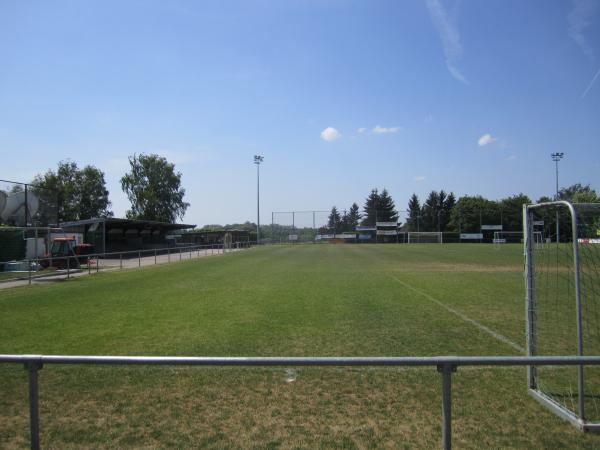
[155,249,157,265]
[438,364,456,450]
[138,251,141,268]
[120,253,123,270]
[179,248,182,261]
[66,256,70,280]
[28,259,32,285]
[24,360,43,450]
[168,248,171,263]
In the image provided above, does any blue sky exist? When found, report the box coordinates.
[1,0,599,226]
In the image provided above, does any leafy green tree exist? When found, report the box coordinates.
[121,153,189,222]
[346,203,361,231]
[558,183,599,203]
[327,206,342,233]
[499,193,531,231]
[362,189,380,226]
[32,160,111,222]
[378,189,398,222]
[448,196,500,233]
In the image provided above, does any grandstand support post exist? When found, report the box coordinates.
[25,360,42,450]
[438,364,456,450]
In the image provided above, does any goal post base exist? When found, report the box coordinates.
[529,388,600,432]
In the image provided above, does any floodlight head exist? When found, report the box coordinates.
[254,155,264,164]
[551,152,564,162]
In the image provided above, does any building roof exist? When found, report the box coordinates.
[60,217,195,231]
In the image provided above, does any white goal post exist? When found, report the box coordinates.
[407,232,443,243]
[524,201,600,431]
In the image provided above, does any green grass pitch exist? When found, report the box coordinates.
[1,244,599,448]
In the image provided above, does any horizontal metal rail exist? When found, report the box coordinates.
[3,355,600,450]
[0,241,256,285]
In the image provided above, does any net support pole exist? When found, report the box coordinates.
[567,202,585,421]
[524,205,537,389]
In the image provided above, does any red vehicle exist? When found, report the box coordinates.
[42,237,95,269]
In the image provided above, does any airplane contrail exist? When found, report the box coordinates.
[581,67,600,99]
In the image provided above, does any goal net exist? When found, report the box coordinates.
[524,201,600,430]
[407,232,442,243]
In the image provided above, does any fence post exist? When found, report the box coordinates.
[438,364,456,450]
[179,248,182,261]
[25,360,43,450]
[155,249,157,265]
[138,251,141,268]
[28,259,32,285]
[88,258,91,275]
[66,256,70,280]
[168,248,171,263]
[120,253,123,270]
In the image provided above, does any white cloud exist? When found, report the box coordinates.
[357,127,367,134]
[568,0,598,61]
[424,0,469,84]
[320,127,341,142]
[478,133,498,147]
[414,176,426,182]
[372,125,401,134]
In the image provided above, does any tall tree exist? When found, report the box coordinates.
[448,196,499,233]
[327,206,342,233]
[442,192,456,231]
[32,160,112,222]
[346,203,361,231]
[499,193,531,231]
[77,166,112,219]
[378,189,398,222]
[121,153,189,222]
[558,183,599,203]
[407,193,421,231]
[361,189,380,226]
[421,191,440,231]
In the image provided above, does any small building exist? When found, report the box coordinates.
[60,218,196,254]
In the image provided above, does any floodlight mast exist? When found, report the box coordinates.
[254,155,264,243]
[551,152,564,242]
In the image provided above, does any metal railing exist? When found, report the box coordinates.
[2,354,600,450]
[0,241,256,285]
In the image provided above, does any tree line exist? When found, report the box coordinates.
[24,154,189,224]
[327,184,599,233]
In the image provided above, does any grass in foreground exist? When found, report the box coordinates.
[0,244,598,448]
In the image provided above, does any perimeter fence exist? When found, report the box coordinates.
[0,179,59,227]
[2,354,600,450]
[0,241,254,286]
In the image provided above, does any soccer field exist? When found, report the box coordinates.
[1,244,599,448]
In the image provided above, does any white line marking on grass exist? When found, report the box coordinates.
[388,274,525,354]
